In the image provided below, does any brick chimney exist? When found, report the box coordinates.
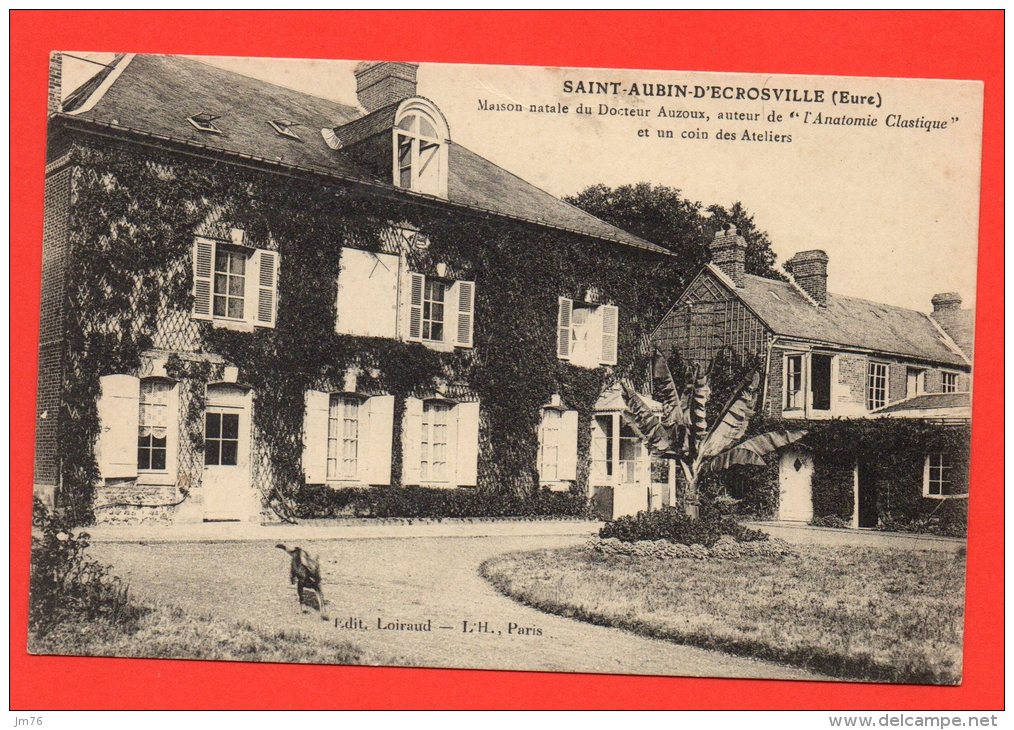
[48,52,62,115]
[710,225,748,287]
[354,61,418,113]
[931,292,974,359]
[786,250,829,306]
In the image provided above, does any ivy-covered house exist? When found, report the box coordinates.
[652,226,974,532]
[35,53,678,524]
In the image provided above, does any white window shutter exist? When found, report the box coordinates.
[96,374,140,480]
[401,397,423,485]
[454,280,475,348]
[192,238,215,320]
[600,304,619,365]
[254,249,279,328]
[536,410,547,482]
[302,390,329,484]
[557,297,573,360]
[455,401,480,487]
[364,395,394,485]
[559,409,579,481]
[408,273,425,342]
[166,381,180,483]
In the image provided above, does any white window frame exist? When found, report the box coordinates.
[557,298,619,369]
[192,237,279,331]
[923,452,966,499]
[392,99,449,198]
[784,354,805,412]
[866,361,889,411]
[907,367,927,398]
[941,371,959,394]
[538,408,562,483]
[590,412,649,488]
[405,271,474,351]
[138,379,172,475]
[326,394,362,482]
[420,400,454,485]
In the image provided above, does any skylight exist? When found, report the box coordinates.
[269,119,302,141]
[187,113,222,134]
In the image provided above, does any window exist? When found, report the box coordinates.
[407,273,474,348]
[326,395,360,480]
[422,279,447,343]
[214,248,247,320]
[187,113,221,134]
[906,368,926,398]
[269,119,302,141]
[942,372,959,394]
[591,415,613,483]
[204,412,239,466]
[539,409,561,481]
[924,453,966,498]
[393,101,448,197]
[591,411,649,487]
[618,423,646,485]
[420,401,451,483]
[557,298,619,368]
[784,355,804,410]
[866,362,889,410]
[193,238,278,329]
[303,390,395,486]
[138,380,171,471]
[811,354,832,411]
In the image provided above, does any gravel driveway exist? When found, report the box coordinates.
[90,534,825,680]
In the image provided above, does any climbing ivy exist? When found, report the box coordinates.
[55,135,683,523]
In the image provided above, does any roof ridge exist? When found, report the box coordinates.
[184,54,362,116]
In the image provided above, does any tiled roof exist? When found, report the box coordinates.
[710,266,969,367]
[62,53,666,255]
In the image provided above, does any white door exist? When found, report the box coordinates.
[203,385,253,521]
[778,449,814,522]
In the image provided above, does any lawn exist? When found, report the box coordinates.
[480,544,966,684]
[29,602,372,666]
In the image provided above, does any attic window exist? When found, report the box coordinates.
[392,99,449,198]
[187,113,222,134]
[269,119,302,141]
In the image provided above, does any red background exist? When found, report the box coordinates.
[9,10,1004,710]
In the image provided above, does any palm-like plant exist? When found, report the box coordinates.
[621,351,807,516]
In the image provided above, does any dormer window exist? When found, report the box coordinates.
[269,119,302,141]
[187,113,222,134]
[392,99,449,198]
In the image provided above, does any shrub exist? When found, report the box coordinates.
[291,485,589,520]
[811,515,852,529]
[29,499,146,636]
[599,507,768,547]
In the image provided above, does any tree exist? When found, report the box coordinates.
[621,350,806,517]
[565,183,784,283]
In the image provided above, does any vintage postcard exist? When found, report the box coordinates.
[29,52,982,685]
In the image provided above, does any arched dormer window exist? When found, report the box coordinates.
[393,99,449,198]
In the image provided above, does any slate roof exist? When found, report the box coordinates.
[705,265,969,368]
[875,392,971,414]
[61,53,666,255]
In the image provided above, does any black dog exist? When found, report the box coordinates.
[275,544,328,620]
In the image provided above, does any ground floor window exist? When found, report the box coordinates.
[924,453,965,497]
[421,401,451,483]
[592,412,649,486]
[327,395,360,480]
[539,409,561,481]
[205,411,240,466]
[138,380,171,471]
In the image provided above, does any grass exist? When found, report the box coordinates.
[480,545,966,684]
[29,603,371,666]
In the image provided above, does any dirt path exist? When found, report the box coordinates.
[90,535,826,680]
